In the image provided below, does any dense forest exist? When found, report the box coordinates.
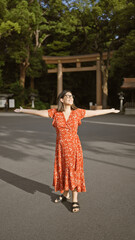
[0,0,135,109]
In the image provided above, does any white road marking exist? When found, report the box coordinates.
[83,120,135,128]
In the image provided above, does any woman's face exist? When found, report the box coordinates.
[60,92,74,106]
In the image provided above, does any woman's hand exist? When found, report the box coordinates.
[111,108,120,113]
[14,106,23,113]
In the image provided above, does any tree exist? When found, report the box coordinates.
[0,0,49,88]
[67,0,134,108]
[109,30,135,107]
[0,0,134,108]
[0,0,21,89]
[43,0,76,56]
[0,0,20,38]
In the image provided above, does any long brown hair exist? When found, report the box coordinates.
[57,90,77,112]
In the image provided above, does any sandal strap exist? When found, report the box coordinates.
[61,194,71,199]
[72,202,80,211]
[72,202,79,205]
[72,203,80,208]
[61,195,67,200]
[55,194,70,202]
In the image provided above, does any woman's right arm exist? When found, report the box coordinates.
[14,107,49,118]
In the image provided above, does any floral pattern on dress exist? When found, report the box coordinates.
[48,108,86,193]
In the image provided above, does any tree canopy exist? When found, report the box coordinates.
[0,0,134,108]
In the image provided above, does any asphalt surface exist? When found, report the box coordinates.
[0,112,135,240]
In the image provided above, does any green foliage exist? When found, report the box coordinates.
[34,100,50,110]
[110,30,135,78]
[8,81,28,107]
[0,0,50,87]
[26,49,43,78]
[108,29,135,107]
[45,0,76,55]
[0,0,7,18]
[0,0,134,108]
[0,0,21,37]
[0,21,20,37]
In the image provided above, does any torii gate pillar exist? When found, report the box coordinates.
[96,57,102,105]
[57,61,63,96]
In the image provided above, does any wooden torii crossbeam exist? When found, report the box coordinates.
[43,52,112,106]
[121,78,135,89]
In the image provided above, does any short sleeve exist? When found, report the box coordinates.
[48,108,57,119]
[76,108,86,120]
[76,108,86,126]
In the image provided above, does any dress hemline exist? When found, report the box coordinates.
[52,184,87,193]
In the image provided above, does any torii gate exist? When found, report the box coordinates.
[43,52,112,107]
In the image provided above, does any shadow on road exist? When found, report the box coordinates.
[0,168,72,212]
[0,169,53,200]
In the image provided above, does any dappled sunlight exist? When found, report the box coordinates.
[0,125,56,163]
[83,141,135,171]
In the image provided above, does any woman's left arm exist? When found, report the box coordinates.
[84,108,120,118]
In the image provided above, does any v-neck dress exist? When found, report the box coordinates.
[48,108,86,193]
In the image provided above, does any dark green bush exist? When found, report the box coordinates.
[34,100,50,110]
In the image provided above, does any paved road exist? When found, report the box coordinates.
[0,113,135,240]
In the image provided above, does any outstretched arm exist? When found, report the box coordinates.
[14,107,49,118]
[85,108,120,118]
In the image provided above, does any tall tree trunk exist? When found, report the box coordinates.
[100,50,110,108]
[30,77,35,89]
[19,47,30,88]
[20,63,26,88]
[102,66,108,109]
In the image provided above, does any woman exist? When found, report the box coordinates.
[14,90,119,213]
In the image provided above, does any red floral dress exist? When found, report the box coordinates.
[48,108,86,193]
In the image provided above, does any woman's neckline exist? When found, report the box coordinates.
[62,110,72,123]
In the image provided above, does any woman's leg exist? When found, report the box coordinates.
[72,187,79,212]
[55,190,70,202]
[72,187,78,202]
[63,190,70,198]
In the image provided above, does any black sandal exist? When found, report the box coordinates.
[55,194,71,203]
[72,202,80,213]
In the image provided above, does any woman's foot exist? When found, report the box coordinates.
[55,191,70,203]
[63,190,70,199]
[72,202,80,213]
